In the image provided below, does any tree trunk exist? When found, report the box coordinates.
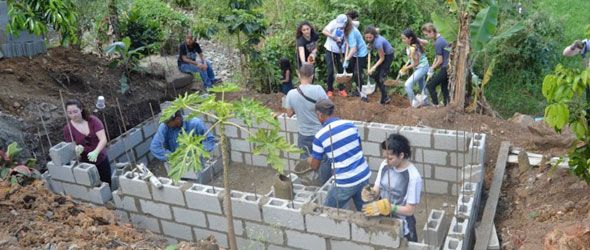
[108,0,120,42]
[220,128,238,250]
[450,12,471,111]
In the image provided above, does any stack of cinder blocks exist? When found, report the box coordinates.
[43,142,112,204]
[107,116,159,167]
[441,182,479,250]
[112,171,406,249]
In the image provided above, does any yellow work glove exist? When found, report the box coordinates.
[361,185,378,202]
[362,198,392,216]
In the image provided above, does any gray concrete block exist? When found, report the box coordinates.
[460,182,478,196]
[351,219,402,248]
[366,156,383,172]
[142,120,159,138]
[193,227,228,248]
[224,125,239,138]
[107,138,125,160]
[448,217,469,240]
[460,164,483,184]
[230,150,243,163]
[172,207,207,227]
[455,194,475,220]
[421,149,448,165]
[87,182,113,204]
[449,152,467,167]
[134,139,151,159]
[42,172,65,194]
[207,213,244,236]
[305,210,351,239]
[468,133,486,165]
[329,239,373,250]
[49,142,76,166]
[408,241,431,249]
[151,177,186,206]
[415,163,432,179]
[424,179,449,195]
[367,122,400,142]
[277,113,299,133]
[47,160,76,182]
[230,138,251,153]
[262,198,305,231]
[165,237,178,245]
[443,236,463,250]
[423,209,448,247]
[252,154,268,167]
[123,128,143,148]
[161,220,194,241]
[130,213,161,233]
[244,221,284,245]
[400,126,432,147]
[114,210,130,224]
[351,120,367,141]
[139,199,172,220]
[61,182,89,200]
[118,172,152,199]
[435,166,459,182]
[434,129,469,151]
[185,184,223,214]
[231,191,262,221]
[236,237,265,250]
[112,191,138,212]
[362,141,381,157]
[267,245,292,250]
[73,163,101,187]
[285,229,326,249]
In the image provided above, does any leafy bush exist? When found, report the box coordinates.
[0,142,40,185]
[119,8,162,54]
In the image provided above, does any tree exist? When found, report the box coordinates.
[161,83,300,249]
[7,0,78,45]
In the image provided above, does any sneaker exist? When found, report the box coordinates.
[361,97,369,102]
[351,91,360,97]
[327,91,334,97]
[212,79,223,84]
[339,90,348,97]
[381,97,391,105]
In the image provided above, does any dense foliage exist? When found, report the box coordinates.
[7,0,78,45]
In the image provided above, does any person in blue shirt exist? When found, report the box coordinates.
[342,17,369,102]
[150,110,215,162]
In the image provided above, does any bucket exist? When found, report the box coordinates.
[293,160,321,186]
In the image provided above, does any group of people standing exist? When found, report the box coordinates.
[285,11,451,108]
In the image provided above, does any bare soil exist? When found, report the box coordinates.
[209,163,278,195]
[1,47,587,249]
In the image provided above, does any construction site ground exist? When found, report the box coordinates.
[1,47,589,249]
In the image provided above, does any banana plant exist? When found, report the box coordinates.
[161,83,301,250]
[105,37,148,93]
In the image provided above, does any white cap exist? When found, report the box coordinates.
[335,14,348,28]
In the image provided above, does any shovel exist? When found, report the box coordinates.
[361,51,376,96]
[335,43,353,84]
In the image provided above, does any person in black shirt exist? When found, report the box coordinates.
[296,21,319,68]
[178,33,222,90]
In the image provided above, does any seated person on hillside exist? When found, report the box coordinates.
[178,33,222,90]
[150,110,215,164]
[563,39,590,68]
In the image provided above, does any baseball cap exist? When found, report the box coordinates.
[335,14,348,28]
[315,99,335,115]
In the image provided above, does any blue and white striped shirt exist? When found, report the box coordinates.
[311,117,370,187]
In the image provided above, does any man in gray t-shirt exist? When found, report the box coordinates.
[285,64,331,184]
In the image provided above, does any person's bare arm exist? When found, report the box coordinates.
[371,48,386,71]
[298,46,307,65]
[182,55,197,65]
[394,203,417,216]
[309,157,321,170]
[418,38,429,47]
[94,129,108,153]
[431,54,443,70]
[286,108,295,117]
[409,50,420,69]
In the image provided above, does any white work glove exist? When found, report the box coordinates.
[427,68,434,80]
[75,145,84,156]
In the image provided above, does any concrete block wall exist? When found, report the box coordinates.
[106,116,160,167]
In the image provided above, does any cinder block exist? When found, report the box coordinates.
[193,227,228,248]
[366,156,383,172]
[434,129,469,151]
[367,122,400,142]
[448,217,469,240]
[294,191,313,203]
[165,237,178,245]
[130,213,161,233]
[305,208,351,239]
[236,237,265,250]
[351,218,402,248]
[123,128,143,148]
[86,182,113,204]
[449,152,467,167]
[351,120,367,141]
[277,113,298,132]
[42,172,65,194]
[460,182,478,196]
[285,229,326,249]
[415,163,432,179]
[107,138,125,159]
[443,236,463,250]
[252,154,268,167]
[161,220,194,241]
[207,213,244,236]
[61,182,89,200]
[455,194,475,220]
[400,126,432,148]
[468,133,486,165]
[230,150,243,163]
[329,239,373,250]
[424,179,449,195]
[224,125,239,138]
[49,142,75,166]
[435,166,459,182]
[362,141,381,157]
[172,207,207,227]
[244,221,284,245]
[47,160,76,182]
[73,163,101,187]
[231,191,262,221]
[423,209,448,247]
[118,172,152,199]
[267,245,292,250]
[139,199,172,220]
[262,198,305,231]
[460,164,483,183]
[112,191,138,212]
[151,177,186,206]
[230,139,251,153]
[408,241,431,249]
[114,210,130,224]
[134,139,151,159]
[142,120,159,138]
[185,184,224,214]
[420,149,448,165]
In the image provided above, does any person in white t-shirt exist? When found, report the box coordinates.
[362,134,422,242]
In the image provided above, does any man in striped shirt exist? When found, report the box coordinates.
[308,99,371,210]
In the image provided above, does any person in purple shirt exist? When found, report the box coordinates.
[364,25,394,104]
[63,99,111,186]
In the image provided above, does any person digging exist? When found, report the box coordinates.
[361,134,423,242]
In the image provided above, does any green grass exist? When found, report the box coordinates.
[485,75,547,118]
[533,0,590,51]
